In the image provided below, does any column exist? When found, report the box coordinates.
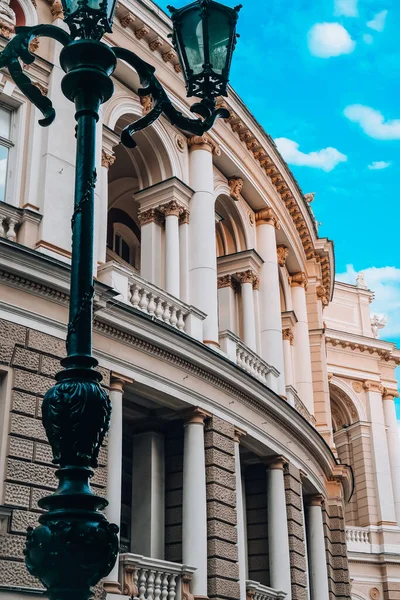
[383,389,400,523]
[98,147,115,265]
[256,209,285,394]
[104,376,125,595]
[282,328,295,405]
[234,429,247,599]
[291,272,314,414]
[236,270,258,351]
[138,209,163,286]
[131,431,165,559]
[218,275,237,333]
[160,200,182,298]
[182,409,208,597]
[267,457,292,599]
[179,210,190,303]
[306,496,329,600]
[188,135,219,347]
[365,381,396,524]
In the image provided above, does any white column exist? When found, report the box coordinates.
[365,381,397,524]
[282,328,295,388]
[218,276,237,334]
[131,431,165,559]
[237,271,257,351]
[138,210,162,286]
[234,430,247,599]
[104,377,125,595]
[182,409,208,597]
[188,135,219,347]
[267,458,292,600]
[383,390,400,524]
[291,273,314,414]
[306,496,329,600]
[179,211,190,303]
[256,210,285,394]
[161,201,181,298]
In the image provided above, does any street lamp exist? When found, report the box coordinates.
[0,0,240,599]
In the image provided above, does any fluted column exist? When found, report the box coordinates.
[104,376,126,594]
[256,209,285,394]
[267,457,292,599]
[236,270,258,351]
[182,409,208,597]
[188,135,220,347]
[234,428,247,599]
[383,388,400,524]
[306,496,330,600]
[159,200,183,298]
[291,272,314,414]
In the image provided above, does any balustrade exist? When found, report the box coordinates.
[120,554,196,600]
[0,201,41,245]
[246,580,287,600]
[346,526,371,545]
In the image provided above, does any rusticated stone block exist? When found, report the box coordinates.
[287,519,305,540]
[205,415,235,439]
[13,370,54,396]
[208,577,240,599]
[12,390,37,416]
[206,466,236,490]
[207,500,236,525]
[0,319,27,345]
[98,444,107,467]
[208,538,238,561]
[11,509,39,534]
[7,458,57,489]
[30,487,48,512]
[4,482,30,508]
[208,557,239,579]
[292,584,308,600]
[0,559,44,589]
[205,448,235,473]
[0,341,15,364]
[40,355,60,377]
[287,504,303,525]
[207,519,237,544]
[290,551,307,571]
[10,413,46,442]
[205,430,235,455]
[206,483,236,507]
[91,466,107,488]
[27,329,65,358]
[8,436,34,461]
[0,533,26,559]
[11,347,40,372]
[285,489,302,509]
[290,566,308,585]
[34,442,54,465]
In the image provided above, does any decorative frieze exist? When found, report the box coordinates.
[148,37,163,51]
[134,25,149,40]
[187,134,220,156]
[255,208,280,229]
[228,177,243,202]
[277,245,289,267]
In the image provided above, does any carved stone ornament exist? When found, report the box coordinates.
[162,49,176,63]
[0,0,15,38]
[228,176,244,201]
[291,271,308,289]
[101,149,116,169]
[282,328,294,345]
[317,285,329,306]
[175,134,186,152]
[363,380,384,394]
[149,37,163,52]
[140,94,152,115]
[356,272,368,289]
[255,208,280,229]
[235,269,259,288]
[138,208,164,226]
[120,13,135,28]
[304,192,315,204]
[187,134,220,156]
[135,25,149,40]
[159,200,185,218]
[218,274,233,289]
[174,63,182,73]
[277,245,289,267]
[249,212,255,225]
[371,314,387,339]
[369,588,380,600]
[352,381,362,393]
[47,0,64,21]
[29,37,40,54]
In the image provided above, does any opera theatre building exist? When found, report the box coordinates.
[1,0,400,599]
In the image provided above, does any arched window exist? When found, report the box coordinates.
[107,209,141,271]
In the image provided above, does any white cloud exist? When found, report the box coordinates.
[367,10,388,32]
[337,265,400,339]
[368,160,392,170]
[308,23,356,58]
[344,105,400,140]
[275,138,347,172]
[363,33,374,44]
[334,0,358,17]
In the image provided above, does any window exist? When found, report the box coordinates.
[113,232,132,265]
[0,106,13,203]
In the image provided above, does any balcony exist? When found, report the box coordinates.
[345,526,372,553]
[0,201,42,247]
[246,580,287,599]
[120,554,196,600]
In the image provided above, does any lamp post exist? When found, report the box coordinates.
[0,0,240,599]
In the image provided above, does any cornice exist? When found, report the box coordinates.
[325,328,400,365]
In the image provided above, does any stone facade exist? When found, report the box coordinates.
[284,464,308,600]
[323,501,352,600]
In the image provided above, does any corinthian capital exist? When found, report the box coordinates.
[138,208,164,226]
[282,328,294,345]
[101,149,116,169]
[187,134,221,156]
[290,272,308,289]
[255,208,280,229]
[235,270,259,288]
[158,200,185,218]
[363,380,384,394]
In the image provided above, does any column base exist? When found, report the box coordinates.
[103,580,122,595]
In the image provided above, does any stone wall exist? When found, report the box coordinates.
[284,464,308,600]
[245,463,269,587]
[0,319,109,591]
[205,415,240,600]
[323,500,351,600]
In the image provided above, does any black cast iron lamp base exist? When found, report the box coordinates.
[0,1,240,598]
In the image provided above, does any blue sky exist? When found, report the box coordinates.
[157,0,400,347]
